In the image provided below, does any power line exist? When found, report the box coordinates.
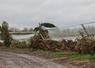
[63,21,95,28]
[84,21,95,24]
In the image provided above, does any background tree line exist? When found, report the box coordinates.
[62,26,95,37]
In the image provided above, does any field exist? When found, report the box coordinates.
[0,46,95,68]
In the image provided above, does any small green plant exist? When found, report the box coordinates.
[10,40,31,48]
[49,51,95,60]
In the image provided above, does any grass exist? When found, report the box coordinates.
[0,46,95,60]
[0,46,33,54]
[49,50,95,60]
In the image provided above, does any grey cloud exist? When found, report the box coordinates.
[0,0,95,28]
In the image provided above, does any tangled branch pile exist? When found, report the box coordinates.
[31,29,62,51]
[61,35,95,54]
[31,31,95,53]
[30,23,95,54]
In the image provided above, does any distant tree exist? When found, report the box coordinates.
[14,28,20,32]
[9,27,15,32]
[1,21,12,47]
[22,28,28,32]
[29,28,33,32]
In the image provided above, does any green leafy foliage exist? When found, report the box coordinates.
[40,23,56,28]
[10,40,31,48]
[1,21,12,47]
[34,27,40,32]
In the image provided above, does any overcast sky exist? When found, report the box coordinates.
[0,0,95,28]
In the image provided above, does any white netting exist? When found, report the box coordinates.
[12,34,34,40]
[42,27,63,41]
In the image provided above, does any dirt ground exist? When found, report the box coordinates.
[0,51,67,68]
[52,58,95,68]
[29,50,95,68]
[0,50,95,68]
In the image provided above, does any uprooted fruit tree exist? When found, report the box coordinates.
[60,30,95,54]
[30,26,62,51]
[61,36,95,54]
[31,23,62,51]
[75,35,95,54]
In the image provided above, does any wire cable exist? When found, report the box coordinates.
[62,21,95,28]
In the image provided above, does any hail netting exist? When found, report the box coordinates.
[62,22,95,41]
[41,26,63,41]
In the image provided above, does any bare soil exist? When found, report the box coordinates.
[0,51,65,68]
[52,58,95,68]
[0,50,95,68]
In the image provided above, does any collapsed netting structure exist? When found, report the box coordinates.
[31,23,63,51]
[31,22,95,53]
[61,22,95,54]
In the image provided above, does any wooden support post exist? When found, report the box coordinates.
[81,24,89,36]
